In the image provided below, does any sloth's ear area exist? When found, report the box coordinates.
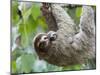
[47,31,57,41]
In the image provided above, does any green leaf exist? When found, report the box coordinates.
[12,48,24,61]
[31,4,41,20]
[62,64,81,71]
[37,16,48,30]
[12,61,17,73]
[12,1,19,25]
[16,54,35,73]
[26,14,38,32]
[18,15,37,47]
[76,7,82,17]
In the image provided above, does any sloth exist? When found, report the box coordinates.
[33,30,91,66]
[33,31,57,59]
[33,3,95,67]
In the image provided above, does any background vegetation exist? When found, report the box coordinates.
[11,1,95,74]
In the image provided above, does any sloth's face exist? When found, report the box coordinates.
[33,31,57,52]
[33,33,50,51]
[38,35,50,49]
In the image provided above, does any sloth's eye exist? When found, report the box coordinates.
[44,37,48,39]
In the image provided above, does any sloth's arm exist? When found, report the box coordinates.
[41,3,58,31]
[79,6,95,37]
[41,3,76,35]
[51,4,76,35]
[72,6,96,58]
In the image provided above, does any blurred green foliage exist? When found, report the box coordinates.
[11,1,88,74]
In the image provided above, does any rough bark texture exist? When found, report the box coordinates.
[40,4,95,67]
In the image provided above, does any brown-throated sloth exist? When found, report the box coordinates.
[33,3,95,67]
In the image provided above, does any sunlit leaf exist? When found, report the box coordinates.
[76,7,82,17]
[12,61,17,73]
[31,4,41,20]
[62,64,81,71]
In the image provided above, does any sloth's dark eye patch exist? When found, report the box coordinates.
[44,37,48,39]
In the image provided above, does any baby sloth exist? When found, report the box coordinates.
[33,31,57,59]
